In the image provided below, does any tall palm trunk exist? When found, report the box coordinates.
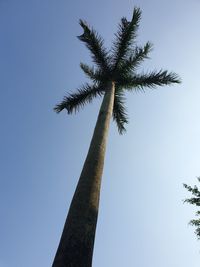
[52,81,115,267]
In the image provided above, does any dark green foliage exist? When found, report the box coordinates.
[115,42,153,77]
[120,70,180,91]
[111,7,142,69]
[55,7,180,133]
[78,20,111,72]
[113,90,128,134]
[54,84,104,114]
[184,177,200,239]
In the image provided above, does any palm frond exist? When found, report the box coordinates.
[112,7,142,69]
[54,83,104,114]
[116,42,153,75]
[80,63,106,83]
[113,90,128,134]
[118,70,181,91]
[78,20,110,71]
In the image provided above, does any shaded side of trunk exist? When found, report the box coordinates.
[52,81,115,267]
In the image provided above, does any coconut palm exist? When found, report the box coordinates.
[52,7,180,267]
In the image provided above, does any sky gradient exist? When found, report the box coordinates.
[1,0,200,266]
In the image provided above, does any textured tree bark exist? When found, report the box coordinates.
[52,81,115,267]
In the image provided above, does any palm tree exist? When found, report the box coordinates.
[52,7,180,267]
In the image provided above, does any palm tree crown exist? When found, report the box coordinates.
[54,7,180,133]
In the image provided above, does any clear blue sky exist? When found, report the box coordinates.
[1,0,200,266]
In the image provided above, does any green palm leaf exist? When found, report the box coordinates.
[54,83,104,114]
[78,20,110,72]
[112,7,141,69]
[117,70,181,91]
[116,42,153,76]
[113,90,128,134]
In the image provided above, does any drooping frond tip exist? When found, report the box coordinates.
[77,19,110,71]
